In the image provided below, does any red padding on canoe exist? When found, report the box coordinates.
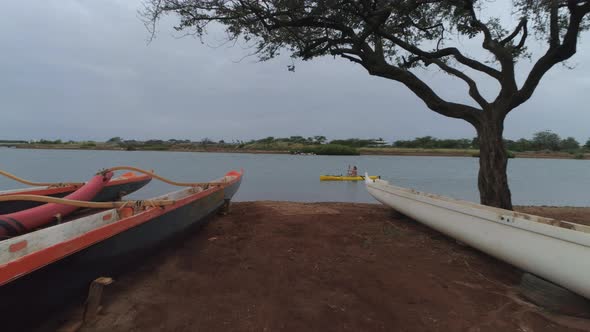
[0,172,113,237]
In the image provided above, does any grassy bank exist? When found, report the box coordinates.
[358,147,479,157]
[9,143,589,159]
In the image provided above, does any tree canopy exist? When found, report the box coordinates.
[560,136,581,150]
[144,0,590,122]
[532,130,561,150]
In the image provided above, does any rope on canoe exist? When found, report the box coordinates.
[102,166,228,187]
[0,169,83,188]
[0,166,229,188]
[0,194,176,209]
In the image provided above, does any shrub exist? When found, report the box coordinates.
[142,145,170,151]
[295,144,359,155]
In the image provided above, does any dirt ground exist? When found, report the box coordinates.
[71,202,590,332]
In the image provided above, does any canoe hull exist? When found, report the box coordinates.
[0,175,241,331]
[320,175,379,181]
[366,178,590,300]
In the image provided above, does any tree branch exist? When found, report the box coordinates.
[360,55,482,126]
[464,1,501,56]
[550,0,560,49]
[376,29,502,81]
[516,22,528,49]
[337,52,364,64]
[423,58,489,109]
[464,1,519,101]
[500,18,527,46]
[511,3,590,110]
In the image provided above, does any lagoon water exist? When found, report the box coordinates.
[0,148,589,206]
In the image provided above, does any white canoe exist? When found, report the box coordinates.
[365,175,590,299]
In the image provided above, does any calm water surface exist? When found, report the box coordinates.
[0,148,588,206]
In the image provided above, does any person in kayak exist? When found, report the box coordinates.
[350,166,358,176]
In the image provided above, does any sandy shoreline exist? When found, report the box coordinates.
[47,201,590,332]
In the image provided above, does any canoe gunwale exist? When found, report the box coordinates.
[368,179,590,246]
[0,186,51,196]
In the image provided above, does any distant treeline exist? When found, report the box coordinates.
[395,131,589,152]
[503,131,587,152]
[9,130,590,153]
[244,136,387,147]
[225,132,590,151]
[0,140,27,144]
[0,140,27,147]
[393,137,473,149]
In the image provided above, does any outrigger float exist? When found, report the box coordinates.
[0,167,243,330]
[365,174,590,300]
[0,169,151,214]
[0,171,114,237]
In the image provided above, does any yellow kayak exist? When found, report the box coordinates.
[320,175,380,181]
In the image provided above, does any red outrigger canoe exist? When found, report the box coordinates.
[0,169,242,331]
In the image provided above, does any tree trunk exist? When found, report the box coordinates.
[476,117,513,210]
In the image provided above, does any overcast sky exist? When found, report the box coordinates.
[1,0,589,143]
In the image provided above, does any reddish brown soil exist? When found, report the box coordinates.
[76,202,590,332]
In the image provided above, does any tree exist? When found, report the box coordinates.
[506,138,533,152]
[289,136,307,144]
[394,136,471,149]
[329,138,379,147]
[258,136,275,144]
[144,0,590,210]
[585,138,590,149]
[313,135,327,144]
[201,138,216,145]
[560,137,580,150]
[471,137,479,149]
[107,137,122,144]
[532,130,561,151]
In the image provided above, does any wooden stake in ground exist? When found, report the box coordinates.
[58,277,114,332]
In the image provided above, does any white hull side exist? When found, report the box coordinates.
[366,179,590,299]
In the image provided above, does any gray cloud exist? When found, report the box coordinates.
[0,0,589,143]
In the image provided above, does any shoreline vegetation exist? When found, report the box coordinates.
[2,130,589,159]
